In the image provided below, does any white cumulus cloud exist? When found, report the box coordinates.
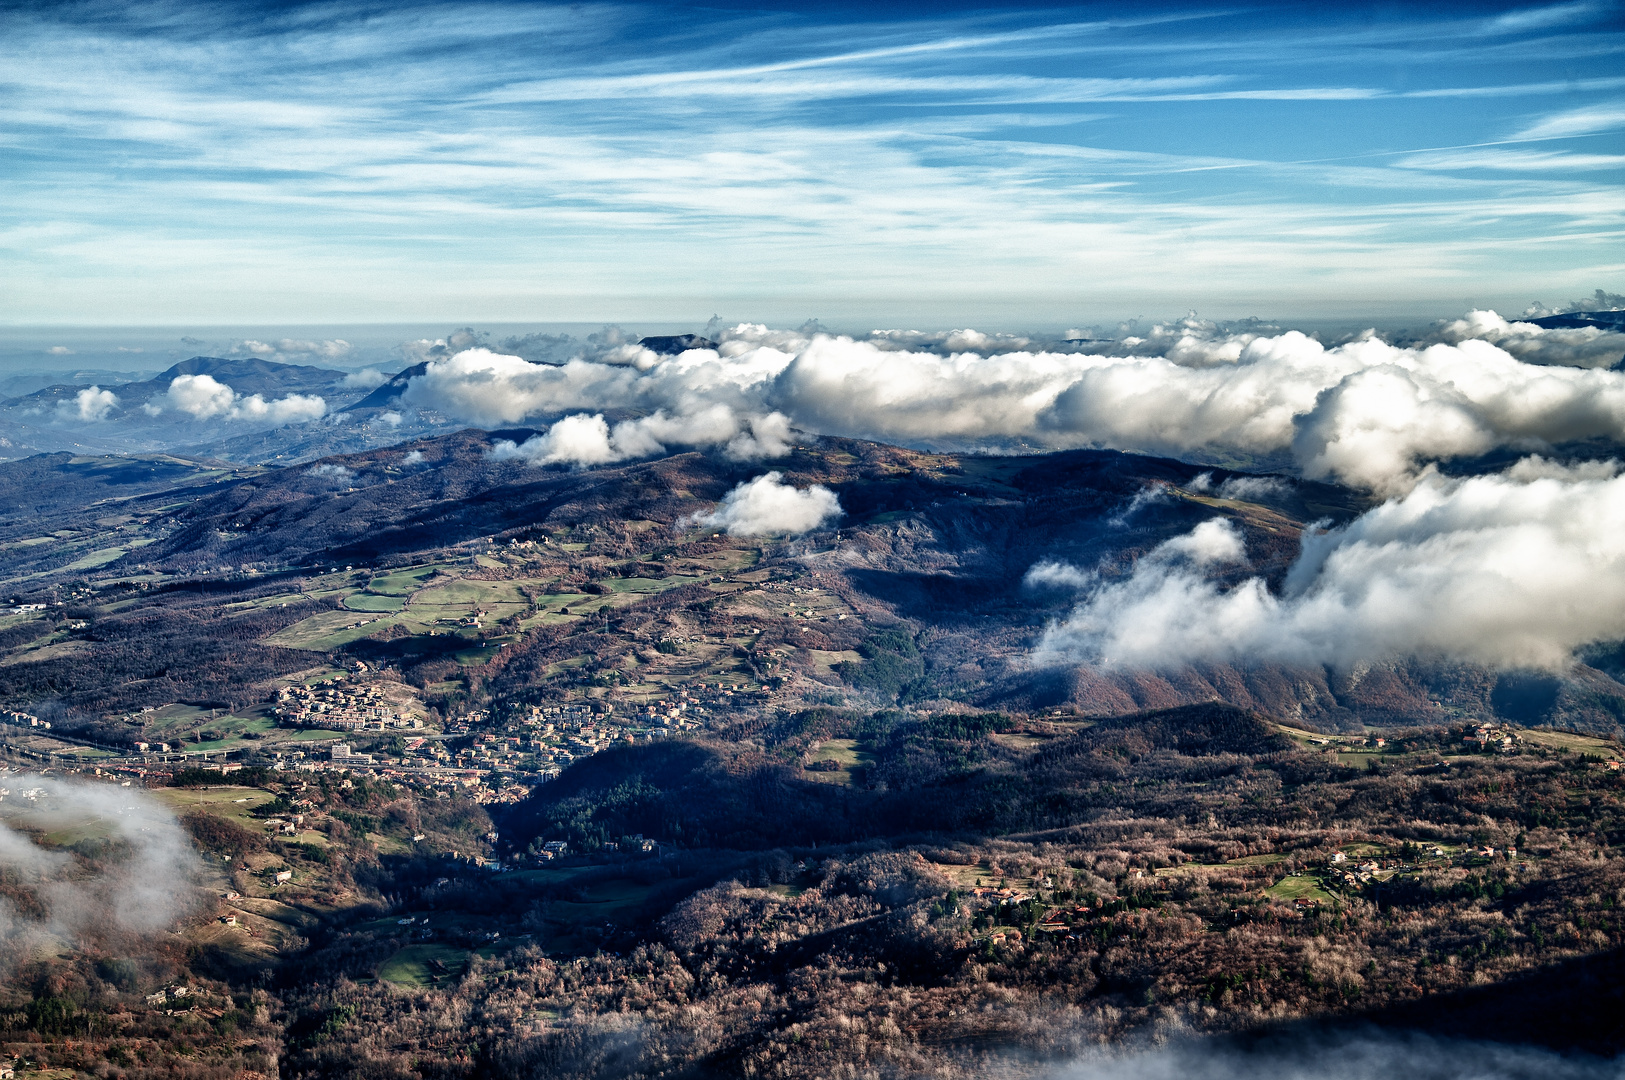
[489,407,795,468]
[687,472,842,536]
[56,385,119,422]
[142,374,327,424]
[1433,309,1625,368]
[1033,460,1625,672]
[389,311,1625,495]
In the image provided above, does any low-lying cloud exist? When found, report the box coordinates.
[384,309,1625,494]
[143,374,327,424]
[1033,459,1625,672]
[1053,1030,1617,1080]
[342,368,391,388]
[686,472,842,536]
[55,385,119,422]
[489,408,793,467]
[0,773,200,953]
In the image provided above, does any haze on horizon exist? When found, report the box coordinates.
[4,0,1625,327]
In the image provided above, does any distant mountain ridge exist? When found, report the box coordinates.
[6,355,351,411]
[0,355,440,466]
[345,361,427,411]
[1526,309,1625,331]
[146,355,348,396]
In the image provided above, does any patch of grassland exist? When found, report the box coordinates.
[1264,874,1336,904]
[368,565,452,596]
[601,575,696,595]
[1520,728,1622,754]
[802,738,873,787]
[64,546,128,570]
[263,610,397,650]
[345,593,406,612]
[377,944,471,987]
[152,786,278,828]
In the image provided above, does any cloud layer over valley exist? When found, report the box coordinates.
[1033,460,1625,673]
[385,311,1625,495]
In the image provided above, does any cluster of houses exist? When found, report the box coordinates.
[0,710,47,730]
[1464,723,1521,752]
[145,985,195,1009]
[1327,851,1392,887]
[272,681,421,732]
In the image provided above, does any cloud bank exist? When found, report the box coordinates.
[1056,1030,1619,1080]
[143,374,327,424]
[0,774,201,951]
[386,311,1625,494]
[686,472,842,536]
[489,407,794,468]
[1033,459,1625,672]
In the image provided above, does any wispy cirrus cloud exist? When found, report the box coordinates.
[2,1,1623,323]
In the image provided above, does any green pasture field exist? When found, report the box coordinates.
[134,706,284,753]
[368,564,454,596]
[227,592,312,611]
[377,944,471,987]
[152,786,278,828]
[518,595,595,628]
[63,546,129,570]
[453,644,508,665]
[1,536,56,550]
[414,579,528,610]
[187,716,278,751]
[270,564,728,653]
[807,649,860,676]
[601,575,696,595]
[673,547,758,573]
[1519,728,1623,754]
[345,593,406,612]
[141,703,221,727]
[263,610,395,650]
[279,728,346,744]
[364,830,412,855]
[803,738,873,786]
[1264,874,1336,904]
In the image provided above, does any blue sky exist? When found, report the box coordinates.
[3,0,1624,327]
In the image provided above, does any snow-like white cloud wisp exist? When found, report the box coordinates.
[1033,460,1625,673]
[142,374,327,424]
[394,311,1625,495]
[685,473,843,537]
